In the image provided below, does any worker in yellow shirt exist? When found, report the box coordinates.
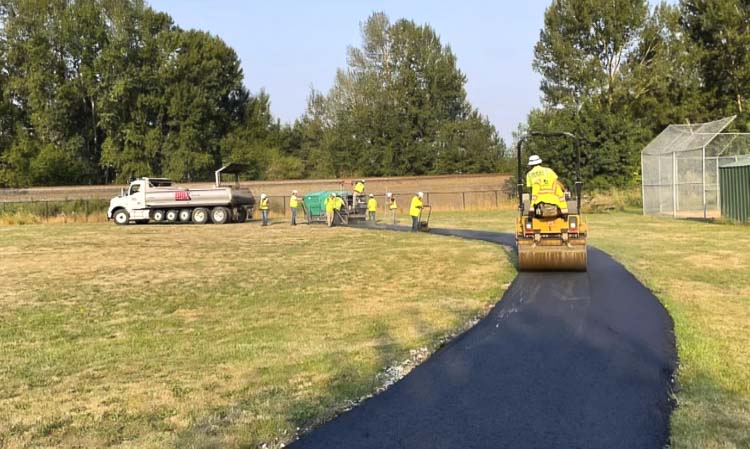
[259,193,270,226]
[387,192,398,224]
[324,192,336,227]
[352,179,365,210]
[289,190,302,226]
[334,192,345,211]
[367,194,378,222]
[526,155,568,216]
[409,192,424,232]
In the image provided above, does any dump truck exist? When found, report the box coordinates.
[515,132,588,271]
[108,163,255,225]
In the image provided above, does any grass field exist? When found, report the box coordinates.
[0,219,514,449]
[432,210,750,449]
[3,210,748,449]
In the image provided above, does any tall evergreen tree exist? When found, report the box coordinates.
[300,12,506,177]
[0,0,270,186]
[681,0,750,128]
[529,0,702,188]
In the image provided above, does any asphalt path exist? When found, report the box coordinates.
[289,226,677,449]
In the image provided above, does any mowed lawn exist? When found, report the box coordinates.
[0,220,513,449]
[433,210,750,449]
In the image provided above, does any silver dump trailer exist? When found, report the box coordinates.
[108,163,255,225]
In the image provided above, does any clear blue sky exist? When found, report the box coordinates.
[147,0,555,143]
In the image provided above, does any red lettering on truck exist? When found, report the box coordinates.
[175,191,191,201]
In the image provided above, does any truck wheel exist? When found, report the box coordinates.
[192,207,209,224]
[179,209,192,222]
[151,209,166,222]
[211,207,230,224]
[113,209,130,225]
[166,209,179,222]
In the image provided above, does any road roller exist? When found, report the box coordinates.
[515,132,587,271]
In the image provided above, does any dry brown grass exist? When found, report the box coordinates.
[0,219,514,449]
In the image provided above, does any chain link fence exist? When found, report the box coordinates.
[1,190,516,224]
[642,116,750,219]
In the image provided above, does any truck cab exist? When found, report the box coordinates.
[107,178,168,224]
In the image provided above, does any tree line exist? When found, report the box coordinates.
[526,0,750,189]
[2,1,750,188]
[0,2,506,187]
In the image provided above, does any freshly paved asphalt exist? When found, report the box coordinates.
[289,227,677,449]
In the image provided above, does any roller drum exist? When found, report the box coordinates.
[518,244,587,272]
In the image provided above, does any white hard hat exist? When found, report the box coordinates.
[386,192,392,197]
[418,192,424,198]
[292,190,298,194]
[528,155,543,166]
[332,192,337,197]
[361,179,366,183]
[261,193,267,199]
[369,193,374,197]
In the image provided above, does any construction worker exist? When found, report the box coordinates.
[410,192,424,232]
[259,193,270,226]
[367,194,377,222]
[352,179,365,210]
[289,190,302,226]
[324,192,336,227]
[387,192,398,224]
[334,192,345,211]
[526,155,568,216]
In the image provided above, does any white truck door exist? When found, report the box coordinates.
[128,181,147,215]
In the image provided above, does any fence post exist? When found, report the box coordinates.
[495,190,499,208]
[462,192,466,210]
[44,201,48,219]
[85,200,89,222]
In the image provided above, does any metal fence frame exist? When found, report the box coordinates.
[641,116,750,219]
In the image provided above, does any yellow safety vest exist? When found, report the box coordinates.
[389,199,398,210]
[324,197,335,212]
[260,198,270,210]
[354,182,365,193]
[526,166,567,209]
[290,195,299,208]
[367,198,377,212]
[409,196,423,217]
[335,197,344,210]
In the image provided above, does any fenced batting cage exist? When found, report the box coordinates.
[641,116,750,219]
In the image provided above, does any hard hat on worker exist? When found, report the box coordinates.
[369,193,374,197]
[528,155,543,166]
[332,192,337,197]
[292,190,298,194]
[417,192,424,198]
[261,193,267,199]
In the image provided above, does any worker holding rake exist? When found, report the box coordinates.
[410,192,424,231]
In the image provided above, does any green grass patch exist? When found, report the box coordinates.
[0,219,514,448]
[431,210,750,449]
